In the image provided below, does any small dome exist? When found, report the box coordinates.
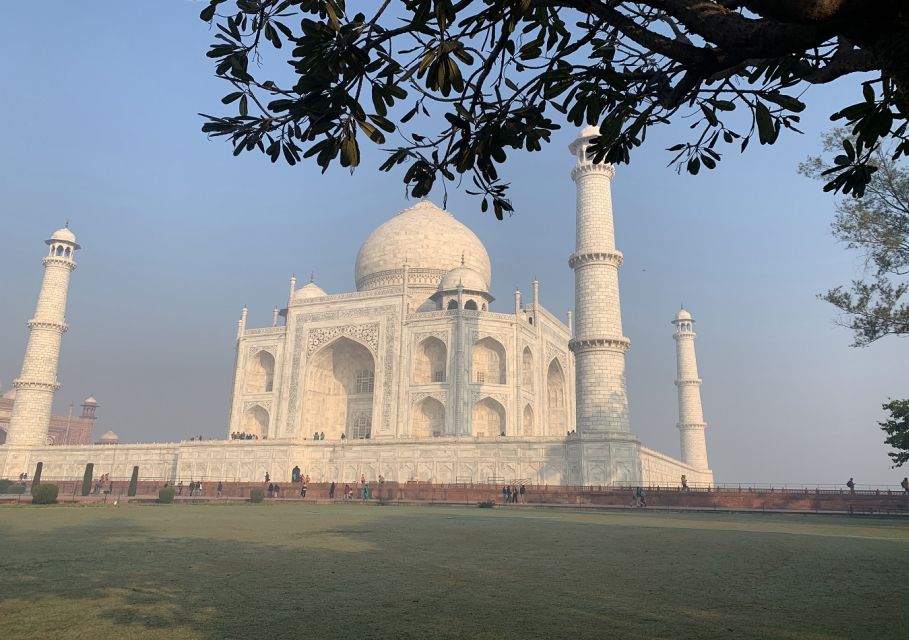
[98,430,119,443]
[50,227,76,243]
[293,282,328,301]
[580,125,600,138]
[355,199,491,292]
[83,396,98,405]
[438,266,488,292]
[676,309,692,321]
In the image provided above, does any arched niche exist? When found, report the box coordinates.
[546,359,567,435]
[301,337,375,440]
[472,337,506,384]
[464,299,478,310]
[413,336,447,384]
[522,347,534,389]
[522,404,534,436]
[447,299,458,310]
[472,397,505,437]
[411,397,445,438]
[243,405,269,439]
[246,350,275,393]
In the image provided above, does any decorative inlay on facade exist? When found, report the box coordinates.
[285,305,398,434]
[245,327,286,336]
[675,379,702,386]
[243,399,273,411]
[306,323,380,356]
[42,256,77,270]
[411,391,448,405]
[545,341,568,370]
[471,390,509,407]
[412,330,448,344]
[247,345,277,357]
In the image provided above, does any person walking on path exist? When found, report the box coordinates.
[520,484,526,504]
[300,481,308,498]
[846,478,856,494]
[503,485,510,504]
[362,483,370,501]
[177,480,184,496]
[902,477,909,494]
[329,481,336,499]
[217,481,223,498]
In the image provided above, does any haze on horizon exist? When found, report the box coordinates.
[0,2,905,486]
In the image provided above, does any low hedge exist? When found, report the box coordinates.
[0,479,26,495]
[31,483,59,504]
[157,487,176,504]
[249,488,265,503]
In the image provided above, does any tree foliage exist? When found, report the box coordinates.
[801,129,909,346]
[199,0,909,216]
[878,399,909,468]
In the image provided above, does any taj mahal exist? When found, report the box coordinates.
[0,128,713,487]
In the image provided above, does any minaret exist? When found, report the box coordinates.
[672,309,710,471]
[567,127,633,435]
[6,226,80,447]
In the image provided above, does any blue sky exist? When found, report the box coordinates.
[1,2,905,485]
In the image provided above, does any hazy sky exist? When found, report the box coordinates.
[1,2,905,485]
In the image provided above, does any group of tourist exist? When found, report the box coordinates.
[502,484,526,504]
[92,475,114,495]
[267,483,282,498]
[230,432,259,440]
[176,480,206,496]
[310,432,326,440]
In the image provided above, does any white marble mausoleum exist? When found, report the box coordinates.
[0,128,714,487]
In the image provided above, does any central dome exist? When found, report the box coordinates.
[355,199,491,292]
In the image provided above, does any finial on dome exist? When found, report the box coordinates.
[310,271,315,283]
[65,219,69,228]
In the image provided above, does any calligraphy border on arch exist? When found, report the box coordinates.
[285,305,398,434]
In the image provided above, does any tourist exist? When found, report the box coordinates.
[681,475,689,492]
[93,479,102,495]
[362,482,370,501]
[177,480,184,496]
[902,477,909,494]
[520,484,526,503]
[300,481,308,498]
[320,431,325,440]
[503,485,509,504]
[344,483,351,501]
[329,481,336,499]
[360,473,366,486]
[268,483,274,498]
[340,433,346,440]
[273,484,281,498]
[217,481,223,498]
[512,484,518,503]
[265,472,270,483]
[846,477,855,494]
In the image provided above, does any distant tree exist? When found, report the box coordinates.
[878,399,909,468]
[800,129,909,346]
[199,1,909,217]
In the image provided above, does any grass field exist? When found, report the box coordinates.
[0,504,907,639]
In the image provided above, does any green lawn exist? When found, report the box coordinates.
[0,504,907,639]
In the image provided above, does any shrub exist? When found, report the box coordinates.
[249,488,265,503]
[478,500,495,508]
[157,487,176,504]
[128,466,139,497]
[6,484,27,495]
[81,463,94,496]
[0,479,13,493]
[31,483,58,504]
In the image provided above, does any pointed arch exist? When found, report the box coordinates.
[464,299,478,310]
[522,346,534,390]
[472,397,505,437]
[243,405,269,439]
[246,350,275,393]
[447,299,458,310]
[301,336,375,440]
[472,337,506,384]
[411,397,445,438]
[522,404,534,436]
[413,336,447,384]
[546,359,567,436]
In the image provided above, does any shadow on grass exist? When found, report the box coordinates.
[0,505,907,639]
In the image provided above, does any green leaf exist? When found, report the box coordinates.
[755,102,776,145]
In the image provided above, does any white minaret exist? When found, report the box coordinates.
[5,226,80,447]
[568,127,632,435]
[672,309,710,471]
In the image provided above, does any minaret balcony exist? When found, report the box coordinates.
[568,251,623,269]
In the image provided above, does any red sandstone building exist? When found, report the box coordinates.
[0,390,99,445]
